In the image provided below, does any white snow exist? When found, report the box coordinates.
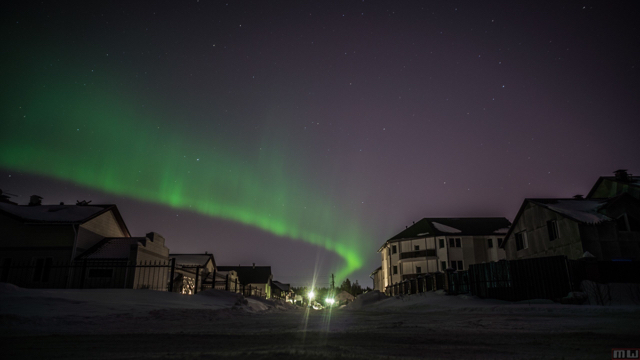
[432,222,462,233]
[0,283,289,317]
[540,199,610,224]
[493,227,510,234]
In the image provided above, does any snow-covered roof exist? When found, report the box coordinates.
[380,217,511,251]
[530,199,611,224]
[0,203,110,223]
[432,222,462,233]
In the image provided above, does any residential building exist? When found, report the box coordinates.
[502,194,640,261]
[378,218,511,290]
[170,253,216,294]
[271,280,294,301]
[217,264,273,298]
[587,169,640,200]
[74,232,170,289]
[0,197,172,289]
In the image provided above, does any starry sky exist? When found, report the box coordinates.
[1,1,639,287]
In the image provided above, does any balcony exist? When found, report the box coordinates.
[399,249,436,260]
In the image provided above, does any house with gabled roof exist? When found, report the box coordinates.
[271,280,293,301]
[501,194,640,261]
[0,196,171,289]
[217,264,273,298]
[169,253,218,294]
[378,217,511,290]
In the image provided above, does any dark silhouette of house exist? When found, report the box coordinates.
[217,264,273,298]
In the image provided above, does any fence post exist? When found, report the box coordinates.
[194,266,200,295]
[169,258,175,292]
[234,278,238,293]
[79,259,87,289]
[212,268,217,290]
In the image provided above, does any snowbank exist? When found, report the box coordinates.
[0,284,294,318]
[343,289,639,314]
[344,290,387,310]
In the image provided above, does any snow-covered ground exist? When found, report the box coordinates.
[2,284,639,359]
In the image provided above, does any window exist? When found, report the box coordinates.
[457,261,463,270]
[391,245,397,254]
[439,238,445,248]
[393,266,398,275]
[497,238,503,247]
[450,261,457,270]
[449,238,455,247]
[547,220,559,241]
[416,266,422,274]
[487,238,493,248]
[455,238,461,247]
[414,245,420,251]
[441,261,446,271]
[515,231,528,251]
[88,269,114,278]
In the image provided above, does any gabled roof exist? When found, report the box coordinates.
[76,237,145,260]
[0,203,130,236]
[587,176,640,198]
[500,195,638,248]
[379,217,511,251]
[217,265,272,285]
[170,254,216,268]
[271,280,291,292]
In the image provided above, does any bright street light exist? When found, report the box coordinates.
[325,298,335,305]
[308,291,315,300]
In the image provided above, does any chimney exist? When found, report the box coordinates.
[614,169,631,182]
[29,195,43,206]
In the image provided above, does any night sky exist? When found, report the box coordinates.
[1,1,639,286]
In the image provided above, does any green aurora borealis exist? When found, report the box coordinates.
[0,67,366,281]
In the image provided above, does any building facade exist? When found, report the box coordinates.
[378,218,511,290]
[502,195,640,261]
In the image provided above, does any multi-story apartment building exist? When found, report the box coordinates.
[377,217,511,290]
